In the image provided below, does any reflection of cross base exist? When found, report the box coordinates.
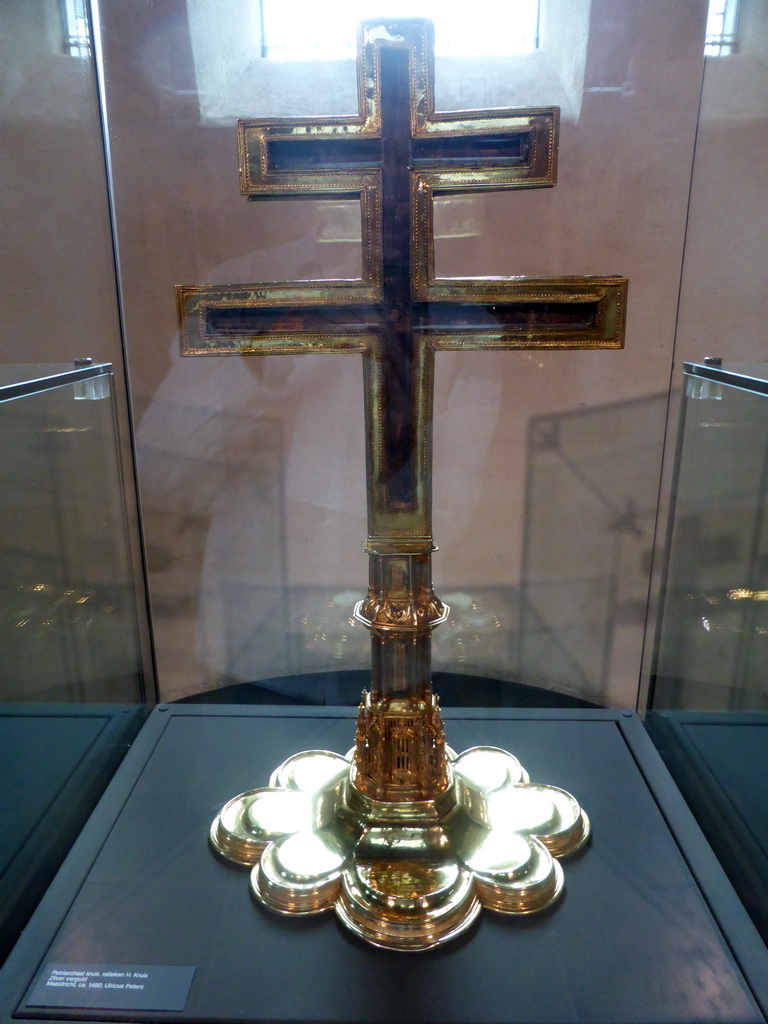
[210,723,590,951]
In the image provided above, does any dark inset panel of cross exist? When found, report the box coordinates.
[178,18,626,549]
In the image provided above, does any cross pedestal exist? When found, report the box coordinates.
[179,19,626,950]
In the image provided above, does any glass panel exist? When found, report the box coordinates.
[0,365,147,705]
[0,0,148,968]
[102,2,703,710]
[647,362,768,947]
[651,363,768,711]
[520,393,668,707]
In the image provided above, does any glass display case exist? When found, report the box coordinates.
[0,362,152,964]
[651,361,768,712]
[648,360,768,943]
[91,0,709,713]
[0,363,151,705]
[3,0,768,1008]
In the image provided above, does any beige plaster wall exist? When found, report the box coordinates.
[0,1,121,365]
[675,0,768,366]
[92,0,713,706]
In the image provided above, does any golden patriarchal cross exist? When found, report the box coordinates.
[181,19,625,950]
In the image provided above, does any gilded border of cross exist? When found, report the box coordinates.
[178,18,626,547]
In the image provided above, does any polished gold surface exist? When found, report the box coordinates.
[194,17,603,949]
[211,741,589,951]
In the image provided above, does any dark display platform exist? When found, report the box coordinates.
[0,705,144,966]
[2,706,768,1024]
[647,711,768,944]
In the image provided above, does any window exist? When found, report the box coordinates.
[704,0,740,56]
[260,0,540,61]
[60,0,90,57]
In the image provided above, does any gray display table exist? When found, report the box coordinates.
[1,706,768,1024]
[647,711,768,944]
[0,705,144,965]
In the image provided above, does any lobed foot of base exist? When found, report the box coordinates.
[211,745,589,952]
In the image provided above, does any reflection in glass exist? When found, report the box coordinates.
[523,393,669,707]
[0,367,147,704]
[652,364,768,711]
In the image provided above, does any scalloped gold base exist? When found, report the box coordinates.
[210,744,589,952]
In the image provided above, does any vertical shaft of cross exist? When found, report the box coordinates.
[354,45,446,723]
[351,42,450,801]
[379,47,415,514]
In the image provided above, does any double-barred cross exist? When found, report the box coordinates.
[178,19,626,700]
